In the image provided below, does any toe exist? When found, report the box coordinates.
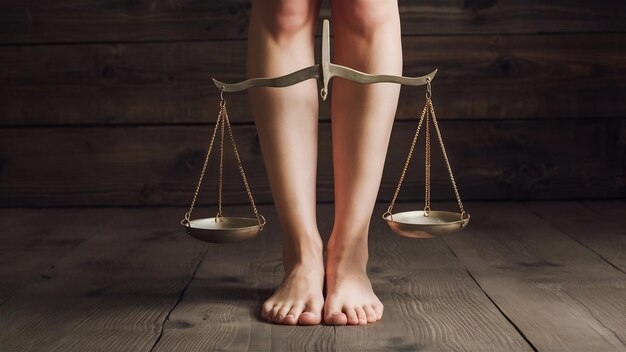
[268,305,281,322]
[299,311,321,325]
[274,305,291,323]
[324,311,347,325]
[299,303,322,325]
[364,305,377,323]
[324,300,348,325]
[261,301,273,320]
[372,303,384,320]
[283,305,303,325]
[355,306,367,325]
[345,307,359,325]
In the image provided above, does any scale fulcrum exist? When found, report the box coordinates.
[180,19,469,243]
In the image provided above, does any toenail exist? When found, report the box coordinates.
[286,314,294,319]
[301,312,316,317]
[332,312,343,316]
[277,315,284,320]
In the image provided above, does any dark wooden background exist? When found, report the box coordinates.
[0,0,625,207]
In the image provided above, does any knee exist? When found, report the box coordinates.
[252,0,318,39]
[332,0,399,36]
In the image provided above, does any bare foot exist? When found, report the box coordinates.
[261,236,325,325]
[323,234,384,325]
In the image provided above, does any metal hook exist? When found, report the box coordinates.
[256,213,266,231]
[180,211,191,226]
[219,88,226,109]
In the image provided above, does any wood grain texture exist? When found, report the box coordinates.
[1,34,625,125]
[152,202,532,351]
[0,207,207,352]
[444,202,626,351]
[0,202,623,351]
[1,0,625,44]
[0,208,92,305]
[526,201,626,273]
[332,202,532,351]
[152,204,336,352]
[0,119,624,207]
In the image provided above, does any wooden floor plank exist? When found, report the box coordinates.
[154,202,532,351]
[0,208,96,305]
[2,202,624,351]
[0,207,207,352]
[152,204,336,352]
[526,201,626,273]
[333,204,532,352]
[444,202,626,351]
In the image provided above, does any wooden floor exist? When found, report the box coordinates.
[0,201,624,351]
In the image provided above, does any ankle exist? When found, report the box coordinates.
[326,234,369,271]
[282,233,324,269]
[327,229,369,252]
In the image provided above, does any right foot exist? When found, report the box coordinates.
[323,233,384,325]
[261,237,325,325]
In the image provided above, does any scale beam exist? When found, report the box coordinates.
[184,19,468,242]
[212,19,437,100]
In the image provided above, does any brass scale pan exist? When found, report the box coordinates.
[181,19,469,243]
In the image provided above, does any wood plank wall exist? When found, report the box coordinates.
[0,0,625,207]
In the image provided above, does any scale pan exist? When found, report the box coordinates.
[182,216,263,243]
[383,210,469,238]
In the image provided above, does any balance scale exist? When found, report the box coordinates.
[180,19,470,243]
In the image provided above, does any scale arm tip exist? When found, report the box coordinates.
[212,78,226,90]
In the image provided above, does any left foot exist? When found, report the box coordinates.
[323,234,384,325]
[261,236,325,325]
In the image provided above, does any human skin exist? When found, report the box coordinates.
[247,0,402,325]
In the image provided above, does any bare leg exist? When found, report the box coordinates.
[247,0,324,325]
[324,0,402,325]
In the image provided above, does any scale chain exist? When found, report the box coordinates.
[428,96,467,218]
[222,102,265,229]
[218,100,225,220]
[425,95,431,214]
[181,92,266,229]
[180,101,224,226]
[385,78,467,221]
[385,93,429,217]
